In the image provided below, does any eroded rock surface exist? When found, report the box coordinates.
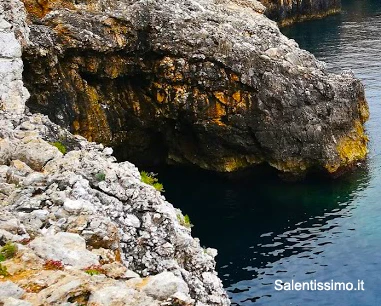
[259,0,341,26]
[0,1,229,305]
[22,0,368,177]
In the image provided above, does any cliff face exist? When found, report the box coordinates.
[259,0,341,26]
[0,1,229,305]
[22,0,368,177]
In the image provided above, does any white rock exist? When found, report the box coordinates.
[205,247,218,258]
[124,214,141,228]
[141,272,189,300]
[88,284,159,306]
[0,281,24,300]
[124,269,140,279]
[63,199,83,213]
[29,232,99,269]
[13,138,62,171]
[103,147,113,155]
[2,297,32,306]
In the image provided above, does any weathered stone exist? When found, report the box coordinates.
[140,271,189,301]
[0,138,12,165]
[29,232,100,269]
[0,2,228,304]
[13,138,62,171]
[22,0,368,177]
[124,269,140,279]
[63,198,83,214]
[88,284,160,306]
[6,159,33,185]
[259,0,341,26]
[0,281,25,300]
[2,298,32,306]
[102,262,127,278]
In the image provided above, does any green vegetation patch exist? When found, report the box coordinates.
[177,213,193,228]
[83,265,105,276]
[50,141,67,154]
[0,242,17,261]
[95,172,106,182]
[140,171,164,192]
[0,263,8,276]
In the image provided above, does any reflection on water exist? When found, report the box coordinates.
[159,162,373,305]
[158,0,381,305]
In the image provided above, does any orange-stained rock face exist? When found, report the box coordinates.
[23,0,75,19]
[22,0,368,177]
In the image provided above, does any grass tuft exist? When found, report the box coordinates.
[83,265,105,276]
[177,213,193,228]
[0,242,17,260]
[140,171,164,192]
[50,141,67,154]
[0,263,8,276]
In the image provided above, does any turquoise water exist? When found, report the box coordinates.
[159,1,381,305]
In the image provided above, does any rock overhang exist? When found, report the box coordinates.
[20,0,369,178]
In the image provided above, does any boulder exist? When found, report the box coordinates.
[0,281,25,300]
[29,232,100,269]
[139,271,189,301]
[13,138,62,171]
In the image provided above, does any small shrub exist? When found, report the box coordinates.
[140,171,164,192]
[44,260,64,270]
[95,172,106,182]
[0,263,8,276]
[83,265,105,276]
[0,242,17,260]
[183,214,192,227]
[177,213,193,229]
[50,141,67,154]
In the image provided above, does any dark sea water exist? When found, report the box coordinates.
[158,0,381,305]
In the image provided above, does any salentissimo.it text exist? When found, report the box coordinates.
[274,280,365,291]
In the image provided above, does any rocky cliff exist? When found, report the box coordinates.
[21,0,368,178]
[259,0,341,26]
[0,1,229,305]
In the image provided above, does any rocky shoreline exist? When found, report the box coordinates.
[0,0,370,304]
[22,0,368,178]
[0,1,229,305]
[259,0,341,27]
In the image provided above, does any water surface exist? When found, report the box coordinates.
[159,1,381,304]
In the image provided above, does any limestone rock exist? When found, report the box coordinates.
[0,0,226,304]
[102,262,127,278]
[0,0,29,117]
[259,0,341,26]
[29,232,100,269]
[139,271,189,301]
[2,298,32,306]
[0,281,25,300]
[13,138,62,171]
[88,284,160,306]
[22,0,368,177]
